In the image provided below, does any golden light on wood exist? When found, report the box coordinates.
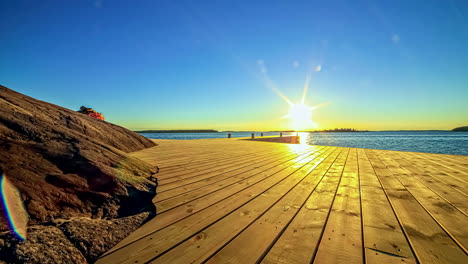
[98,139,468,264]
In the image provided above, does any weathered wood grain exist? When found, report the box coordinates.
[97,138,468,264]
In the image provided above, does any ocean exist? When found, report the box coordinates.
[140,131,468,156]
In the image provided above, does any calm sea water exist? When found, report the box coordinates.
[140,131,468,156]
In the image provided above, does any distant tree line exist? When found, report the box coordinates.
[269,128,367,132]
[135,129,218,133]
[310,128,367,132]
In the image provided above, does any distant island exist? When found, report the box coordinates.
[135,129,218,133]
[306,128,368,132]
[452,126,468,132]
[266,128,366,133]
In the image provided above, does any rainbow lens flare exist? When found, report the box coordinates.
[1,172,29,241]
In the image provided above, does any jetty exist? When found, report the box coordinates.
[97,136,468,264]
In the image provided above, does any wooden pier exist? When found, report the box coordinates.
[97,137,468,264]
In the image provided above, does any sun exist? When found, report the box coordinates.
[257,62,328,130]
[285,103,315,130]
[288,104,311,122]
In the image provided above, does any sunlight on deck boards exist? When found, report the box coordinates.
[97,138,468,264]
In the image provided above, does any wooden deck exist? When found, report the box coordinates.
[97,138,468,264]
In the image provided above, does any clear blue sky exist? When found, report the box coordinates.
[1,0,467,130]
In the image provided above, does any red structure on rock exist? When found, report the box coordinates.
[78,106,105,120]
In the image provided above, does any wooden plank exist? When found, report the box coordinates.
[156,146,316,189]
[312,148,363,264]
[417,152,468,172]
[141,146,287,174]
[154,147,328,212]
[157,147,292,176]
[374,150,468,253]
[397,152,468,194]
[155,147,318,202]
[157,149,300,185]
[135,139,295,169]
[383,150,468,216]
[148,148,343,264]
[356,148,417,264]
[158,148,284,173]
[154,147,318,192]
[97,147,339,262]
[205,149,350,264]
[410,152,468,182]
[150,147,333,232]
[97,138,468,264]
[366,149,468,264]
[260,149,349,264]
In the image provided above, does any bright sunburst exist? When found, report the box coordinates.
[258,61,328,130]
[284,103,315,130]
[278,73,323,130]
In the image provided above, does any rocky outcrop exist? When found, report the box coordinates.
[0,85,159,262]
[55,213,150,262]
[0,212,149,263]
[0,225,87,264]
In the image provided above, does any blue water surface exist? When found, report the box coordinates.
[140,131,468,156]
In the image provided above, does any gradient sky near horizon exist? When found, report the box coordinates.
[1,0,467,131]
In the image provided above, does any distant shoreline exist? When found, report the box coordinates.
[134,129,218,133]
[135,129,456,133]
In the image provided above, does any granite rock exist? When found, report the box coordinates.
[0,85,157,229]
[0,85,159,262]
[55,212,151,262]
[0,226,87,264]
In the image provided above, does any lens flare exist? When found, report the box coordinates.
[1,172,29,240]
[257,61,328,130]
